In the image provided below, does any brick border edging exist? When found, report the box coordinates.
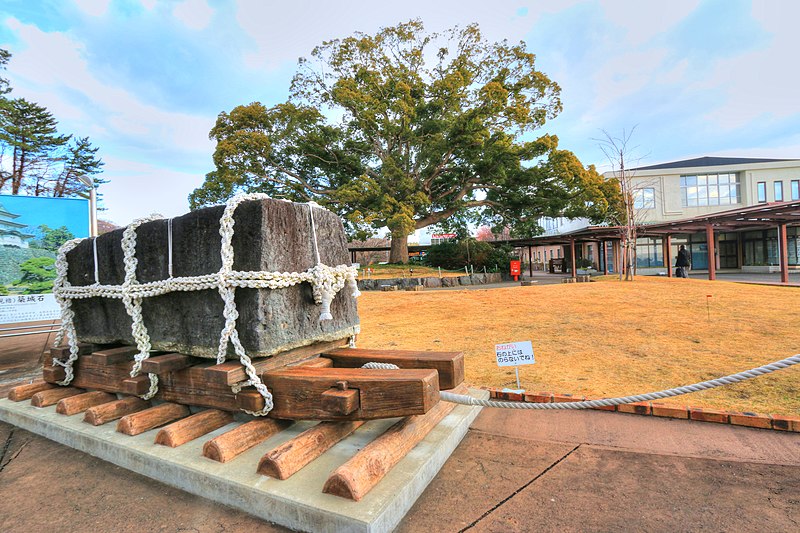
[482,387,800,432]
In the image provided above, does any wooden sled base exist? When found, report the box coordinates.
[41,339,464,421]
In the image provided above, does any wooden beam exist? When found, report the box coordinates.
[31,387,85,407]
[120,375,153,396]
[42,356,137,394]
[49,343,96,360]
[320,388,359,416]
[56,391,117,416]
[199,339,349,386]
[140,353,194,374]
[84,397,150,426]
[117,403,190,436]
[288,356,333,369]
[85,346,140,365]
[42,365,66,383]
[203,419,293,463]
[262,367,439,420]
[322,348,464,390]
[154,409,233,447]
[322,385,466,501]
[8,381,56,402]
[257,421,364,480]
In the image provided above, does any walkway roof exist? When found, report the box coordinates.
[346,201,800,253]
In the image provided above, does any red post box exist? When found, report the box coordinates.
[510,260,521,281]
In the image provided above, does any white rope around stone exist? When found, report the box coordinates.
[122,214,163,400]
[52,193,361,415]
[52,238,83,386]
[440,353,800,409]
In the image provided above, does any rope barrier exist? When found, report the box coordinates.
[440,353,800,409]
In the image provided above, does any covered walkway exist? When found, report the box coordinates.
[497,200,800,284]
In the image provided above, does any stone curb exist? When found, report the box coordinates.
[484,387,800,432]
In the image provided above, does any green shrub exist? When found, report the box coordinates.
[424,239,513,272]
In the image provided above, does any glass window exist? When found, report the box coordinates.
[757,182,767,202]
[635,238,663,268]
[774,181,783,202]
[633,188,655,209]
[791,180,799,201]
[681,173,740,207]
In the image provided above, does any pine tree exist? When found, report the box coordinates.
[0,97,70,194]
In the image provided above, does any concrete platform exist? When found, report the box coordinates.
[0,391,485,533]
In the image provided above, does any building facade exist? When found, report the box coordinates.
[530,157,800,274]
[618,157,800,273]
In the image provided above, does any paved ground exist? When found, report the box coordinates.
[0,405,797,532]
[0,320,58,384]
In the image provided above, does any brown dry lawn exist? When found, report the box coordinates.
[356,277,800,416]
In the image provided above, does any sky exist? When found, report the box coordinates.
[1,0,799,227]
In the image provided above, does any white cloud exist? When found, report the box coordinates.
[99,156,205,225]
[172,0,214,31]
[233,0,565,70]
[699,2,800,129]
[140,0,157,10]
[599,0,700,46]
[5,17,214,155]
[3,17,216,223]
[73,0,111,18]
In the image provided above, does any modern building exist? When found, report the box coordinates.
[0,203,34,248]
[527,156,800,277]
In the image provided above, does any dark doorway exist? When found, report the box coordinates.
[719,240,738,269]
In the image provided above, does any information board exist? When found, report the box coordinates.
[0,294,61,324]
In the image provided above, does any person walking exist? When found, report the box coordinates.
[676,244,691,278]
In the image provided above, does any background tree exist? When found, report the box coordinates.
[51,136,106,197]
[0,98,70,194]
[0,49,104,198]
[424,238,512,272]
[14,256,57,294]
[595,128,649,281]
[0,48,11,96]
[191,20,621,263]
[34,225,75,252]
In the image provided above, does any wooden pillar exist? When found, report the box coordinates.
[706,224,716,281]
[664,235,673,278]
[351,250,356,263]
[570,239,577,278]
[612,240,619,274]
[601,241,608,275]
[528,245,533,277]
[779,223,789,284]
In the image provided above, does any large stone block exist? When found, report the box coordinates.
[65,199,359,358]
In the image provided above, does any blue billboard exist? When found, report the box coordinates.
[0,195,90,303]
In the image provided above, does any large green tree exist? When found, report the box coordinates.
[191,21,621,262]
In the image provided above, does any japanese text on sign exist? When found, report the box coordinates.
[495,341,535,367]
[0,293,60,325]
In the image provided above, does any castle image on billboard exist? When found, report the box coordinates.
[0,203,35,248]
